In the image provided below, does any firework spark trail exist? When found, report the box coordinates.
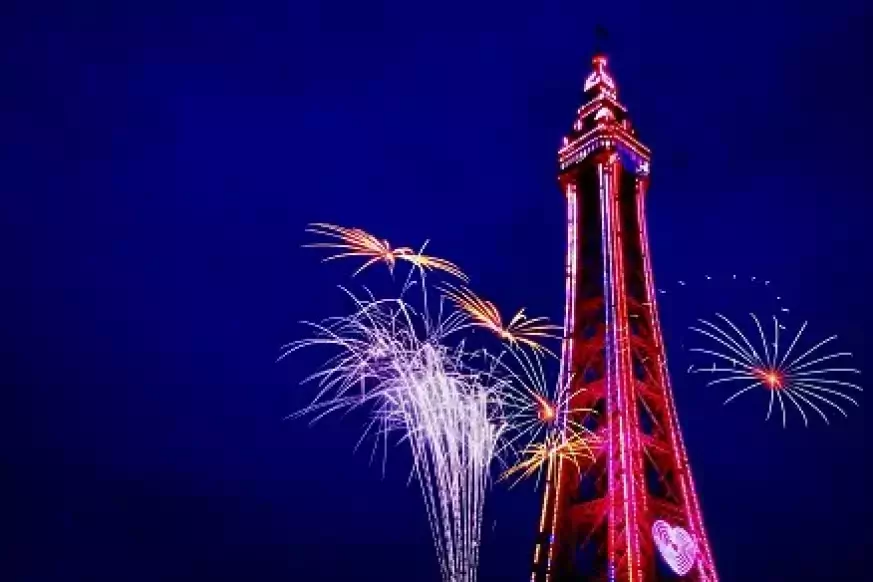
[499,430,594,487]
[280,286,503,582]
[493,347,558,457]
[401,242,470,282]
[304,223,409,276]
[488,347,597,486]
[440,284,562,357]
[289,225,590,578]
[305,222,468,281]
[389,367,503,582]
[688,313,863,427]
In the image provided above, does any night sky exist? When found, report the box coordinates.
[3,1,872,581]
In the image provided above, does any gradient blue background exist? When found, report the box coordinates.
[3,1,871,580]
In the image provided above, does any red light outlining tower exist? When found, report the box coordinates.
[530,55,719,582]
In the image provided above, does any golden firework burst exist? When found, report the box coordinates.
[305,223,467,281]
[500,430,595,486]
[440,284,562,356]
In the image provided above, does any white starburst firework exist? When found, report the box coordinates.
[280,283,505,582]
[285,224,592,580]
[688,313,862,427]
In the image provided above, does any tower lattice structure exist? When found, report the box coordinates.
[531,54,719,582]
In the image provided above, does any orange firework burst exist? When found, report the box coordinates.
[305,223,466,281]
[305,223,408,276]
[755,368,784,389]
[399,246,468,282]
[499,430,594,486]
[534,394,556,423]
[493,348,598,488]
[440,285,562,356]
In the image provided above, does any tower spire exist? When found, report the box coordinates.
[584,25,618,103]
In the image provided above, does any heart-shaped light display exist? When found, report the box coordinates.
[652,519,697,576]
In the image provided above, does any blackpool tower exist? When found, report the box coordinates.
[530,54,719,582]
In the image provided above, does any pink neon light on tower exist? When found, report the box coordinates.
[530,54,719,582]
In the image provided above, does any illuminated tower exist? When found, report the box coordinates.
[531,55,719,582]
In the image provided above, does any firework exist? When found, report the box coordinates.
[304,223,409,276]
[689,313,862,427]
[400,245,469,282]
[440,284,562,356]
[651,272,790,321]
[500,430,594,487]
[287,225,590,579]
[490,348,597,485]
[281,286,503,582]
[305,222,467,281]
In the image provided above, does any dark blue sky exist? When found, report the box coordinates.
[3,1,871,581]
